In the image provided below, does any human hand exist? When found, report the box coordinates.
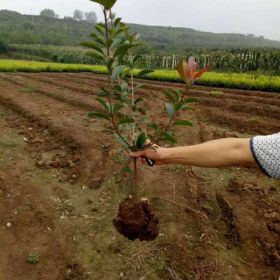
[130,142,169,166]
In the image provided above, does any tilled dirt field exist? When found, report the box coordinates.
[0,73,279,280]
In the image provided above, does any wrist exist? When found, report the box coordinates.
[160,147,175,161]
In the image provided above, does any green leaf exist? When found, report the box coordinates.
[98,89,109,97]
[90,0,117,10]
[181,105,194,111]
[182,97,198,104]
[174,120,193,126]
[114,41,131,58]
[165,102,175,118]
[149,123,160,132]
[114,17,122,27]
[175,103,187,110]
[160,131,177,144]
[106,38,114,49]
[121,166,132,174]
[136,132,147,149]
[123,98,133,107]
[112,65,127,81]
[135,97,144,105]
[110,38,121,50]
[80,42,103,54]
[87,111,110,120]
[175,97,197,110]
[163,89,175,103]
[113,28,127,37]
[119,117,134,124]
[138,107,146,115]
[86,50,104,61]
[130,32,140,41]
[113,103,124,114]
[96,98,110,111]
[137,69,154,77]
[134,84,144,92]
[172,89,181,103]
[113,133,129,148]
[90,33,105,46]
[119,22,129,32]
[95,24,106,35]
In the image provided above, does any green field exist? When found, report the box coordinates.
[1,59,280,93]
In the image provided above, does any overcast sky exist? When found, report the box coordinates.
[1,0,280,41]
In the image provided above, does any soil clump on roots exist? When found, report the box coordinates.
[113,197,159,241]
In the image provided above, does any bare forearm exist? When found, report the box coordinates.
[161,138,256,168]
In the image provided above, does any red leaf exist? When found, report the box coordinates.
[193,66,210,80]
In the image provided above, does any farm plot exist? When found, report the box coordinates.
[0,73,280,280]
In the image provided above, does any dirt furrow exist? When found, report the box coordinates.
[0,74,101,112]
[64,72,280,98]
[21,73,106,96]
[2,73,279,136]
[20,73,280,119]
[0,78,111,186]
[9,74,280,134]
[40,73,280,108]
[199,105,280,135]
[197,96,280,120]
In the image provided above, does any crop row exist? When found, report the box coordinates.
[9,44,280,75]
[1,59,280,92]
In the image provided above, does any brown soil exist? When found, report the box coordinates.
[113,197,159,241]
[0,72,279,279]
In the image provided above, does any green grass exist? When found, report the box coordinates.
[21,87,37,93]
[26,252,40,265]
[142,69,280,93]
[1,59,280,93]
[209,90,224,97]
[0,59,107,73]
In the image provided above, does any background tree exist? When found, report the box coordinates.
[1,10,280,50]
[40,9,56,18]
[73,10,84,21]
[0,38,7,54]
[84,11,97,23]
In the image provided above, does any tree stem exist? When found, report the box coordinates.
[131,58,138,188]
[103,8,130,148]
[133,157,137,186]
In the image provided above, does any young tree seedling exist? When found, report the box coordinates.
[84,0,209,241]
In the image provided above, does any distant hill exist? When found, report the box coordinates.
[1,10,280,52]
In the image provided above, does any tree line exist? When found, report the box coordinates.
[0,10,280,52]
[40,8,97,23]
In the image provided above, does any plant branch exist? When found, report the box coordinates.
[154,85,190,143]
